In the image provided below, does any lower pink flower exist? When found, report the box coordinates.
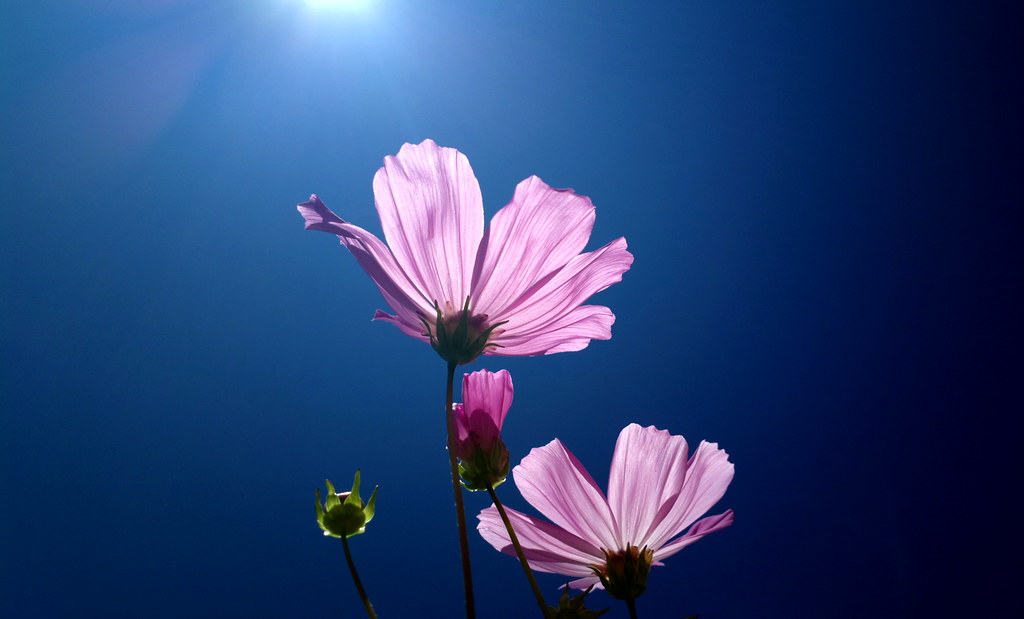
[477,423,734,594]
[453,369,513,459]
[453,369,514,491]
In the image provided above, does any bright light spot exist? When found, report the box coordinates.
[304,0,372,10]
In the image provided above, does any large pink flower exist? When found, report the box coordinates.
[298,139,633,363]
[477,423,734,595]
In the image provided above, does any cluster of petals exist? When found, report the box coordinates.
[477,423,734,589]
[298,139,634,357]
[452,369,513,460]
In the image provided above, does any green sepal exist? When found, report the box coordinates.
[546,584,609,618]
[324,479,341,511]
[344,471,362,509]
[363,485,378,523]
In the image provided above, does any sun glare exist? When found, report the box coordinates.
[304,0,371,10]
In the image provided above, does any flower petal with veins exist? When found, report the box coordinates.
[477,424,734,591]
[298,140,633,362]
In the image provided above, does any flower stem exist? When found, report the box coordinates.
[341,534,377,619]
[625,597,639,619]
[486,483,551,618]
[445,361,475,619]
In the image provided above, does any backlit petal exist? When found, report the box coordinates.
[461,369,513,431]
[513,439,619,551]
[298,195,431,335]
[492,305,615,356]
[643,441,734,551]
[371,309,429,342]
[472,177,596,315]
[451,403,471,449]
[607,424,690,549]
[566,576,603,591]
[652,510,735,562]
[477,505,603,577]
[372,139,483,307]
[487,237,632,355]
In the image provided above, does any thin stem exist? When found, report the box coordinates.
[445,361,475,619]
[486,484,551,618]
[341,534,378,619]
[625,597,638,619]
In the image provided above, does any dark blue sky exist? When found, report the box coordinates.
[2,1,1020,617]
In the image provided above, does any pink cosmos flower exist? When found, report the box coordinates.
[453,369,513,490]
[477,423,734,596]
[298,139,633,364]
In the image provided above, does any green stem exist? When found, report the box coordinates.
[625,597,638,619]
[341,534,377,619]
[445,361,475,619]
[486,484,551,618]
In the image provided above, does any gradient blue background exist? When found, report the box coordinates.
[2,1,1020,617]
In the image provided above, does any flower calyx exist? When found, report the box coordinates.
[546,584,609,618]
[315,471,378,539]
[458,436,510,491]
[421,297,506,365]
[590,544,654,602]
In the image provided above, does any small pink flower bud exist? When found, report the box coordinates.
[452,369,514,490]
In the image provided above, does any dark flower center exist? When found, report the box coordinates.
[421,298,506,365]
[590,544,654,601]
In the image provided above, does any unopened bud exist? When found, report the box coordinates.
[315,471,378,539]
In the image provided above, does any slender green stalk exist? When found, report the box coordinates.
[486,484,551,618]
[341,534,377,619]
[625,597,638,619]
[445,361,476,619]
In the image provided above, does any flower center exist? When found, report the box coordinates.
[590,544,654,601]
[421,297,506,365]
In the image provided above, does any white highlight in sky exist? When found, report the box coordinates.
[304,0,372,10]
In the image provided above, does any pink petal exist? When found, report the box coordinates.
[471,177,597,315]
[451,403,471,451]
[652,510,735,562]
[566,576,603,591]
[372,140,483,308]
[492,305,615,356]
[371,309,429,342]
[461,369,513,432]
[643,441,735,551]
[513,439,619,551]
[488,237,632,355]
[477,505,603,578]
[297,195,431,337]
[606,424,690,550]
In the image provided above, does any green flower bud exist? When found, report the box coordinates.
[547,585,609,618]
[315,471,379,539]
